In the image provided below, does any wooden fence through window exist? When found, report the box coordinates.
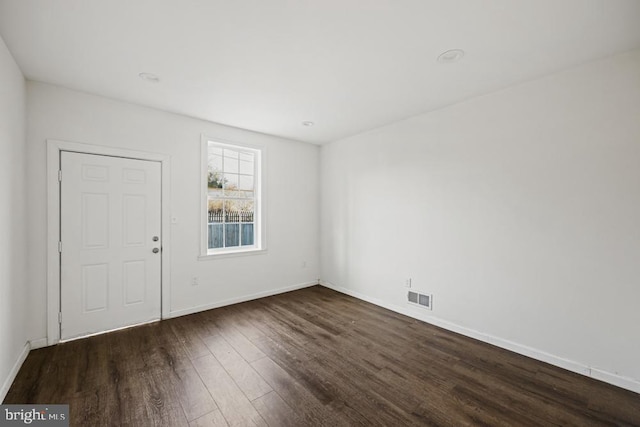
[207,210,255,249]
[208,210,254,223]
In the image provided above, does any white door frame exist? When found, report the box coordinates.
[47,139,172,345]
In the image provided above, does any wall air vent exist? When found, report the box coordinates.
[408,291,419,304]
[408,291,432,310]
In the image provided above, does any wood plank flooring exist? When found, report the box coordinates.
[4,286,639,426]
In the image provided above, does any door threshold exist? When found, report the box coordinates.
[59,318,161,343]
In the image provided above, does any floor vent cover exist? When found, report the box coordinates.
[408,291,432,310]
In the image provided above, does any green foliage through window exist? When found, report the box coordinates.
[208,171,224,189]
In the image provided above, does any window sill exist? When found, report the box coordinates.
[198,247,267,261]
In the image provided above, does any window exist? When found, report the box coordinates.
[201,138,263,256]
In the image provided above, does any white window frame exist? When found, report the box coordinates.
[199,135,266,259]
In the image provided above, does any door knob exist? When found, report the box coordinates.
[152,248,160,253]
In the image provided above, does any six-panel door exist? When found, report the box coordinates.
[60,151,162,340]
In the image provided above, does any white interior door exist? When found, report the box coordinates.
[60,151,162,340]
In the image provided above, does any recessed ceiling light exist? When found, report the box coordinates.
[437,49,465,63]
[138,72,160,83]
[301,121,315,127]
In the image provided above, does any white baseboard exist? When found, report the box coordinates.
[29,338,48,350]
[0,342,30,403]
[590,367,640,395]
[168,281,319,319]
[320,281,640,395]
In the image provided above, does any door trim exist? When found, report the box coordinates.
[47,139,172,346]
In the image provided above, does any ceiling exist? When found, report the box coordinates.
[1,1,639,144]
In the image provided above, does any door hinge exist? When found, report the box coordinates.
[58,312,62,324]
[58,170,62,182]
[58,241,62,253]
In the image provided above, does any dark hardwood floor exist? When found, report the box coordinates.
[4,286,639,426]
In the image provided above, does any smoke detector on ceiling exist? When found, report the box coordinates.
[138,72,160,83]
[437,49,465,63]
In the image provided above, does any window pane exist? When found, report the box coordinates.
[208,144,222,155]
[241,223,254,246]
[239,153,254,174]
[224,199,240,223]
[225,224,239,247]
[225,210,240,223]
[209,155,222,172]
[237,200,254,222]
[239,175,254,191]
[224,173,239,190]
[224,148,239,159]
[208,199,223,222]
[239,152,253,162]
[208,224,223,248]
[207,155,224,191]
[225,157,239,174]
[209,186,223,199]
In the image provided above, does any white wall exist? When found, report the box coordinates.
[321,50,640,391]
[27,82,320,342]
[0,36,28,399]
